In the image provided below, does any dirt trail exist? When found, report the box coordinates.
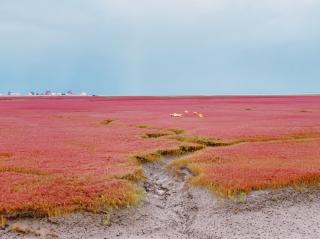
[88,154,203,238]
[139,156,199,237]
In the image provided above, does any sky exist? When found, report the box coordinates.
[0,0,320,95]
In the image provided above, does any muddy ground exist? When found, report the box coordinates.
[2,156,320,239]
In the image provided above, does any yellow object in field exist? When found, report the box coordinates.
[1,215,8,229]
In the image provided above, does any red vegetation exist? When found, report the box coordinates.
[0,97,184,216]
[176,139,320,196]
[1,96,320,216]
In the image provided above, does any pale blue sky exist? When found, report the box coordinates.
[0,0,320,95]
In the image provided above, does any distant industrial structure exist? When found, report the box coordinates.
[1,90,91,96]
[7,92,21,96]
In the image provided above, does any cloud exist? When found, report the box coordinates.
[0,0,319,94]
[95,0,320,46]
[1,0,319,46]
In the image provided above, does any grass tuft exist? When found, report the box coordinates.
[119,169,146,182]
[170,135,229,147]
[0,167,47,176]
[136,125,148,128]
[134,145,204,163]
[168,128,185,135]
[101,119,115,125]
[133,152,161,163]
[1,215,8,229]
[142,133,171,139]
[0,152,13,158]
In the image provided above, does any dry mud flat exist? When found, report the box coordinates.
[2,157,320,239]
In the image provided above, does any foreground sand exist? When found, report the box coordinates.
[2,189,320,238]
[2,156,320,239]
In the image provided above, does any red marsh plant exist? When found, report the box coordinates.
[1,95,320,216]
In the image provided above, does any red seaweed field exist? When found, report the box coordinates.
[1,96,320,216]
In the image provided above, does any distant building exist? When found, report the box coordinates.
[0,90,92,96]
[8,92,21,96]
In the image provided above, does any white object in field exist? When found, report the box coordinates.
[170,113,183,117]
[198,113,204,118]
[193,111,198,114]
[184,110,189,113]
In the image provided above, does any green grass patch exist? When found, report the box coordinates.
[168,128,185,135]
[133,145,204,163]
[170,135,229,147]
[142,132,171,139]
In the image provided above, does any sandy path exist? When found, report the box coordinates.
[2,156,320,238]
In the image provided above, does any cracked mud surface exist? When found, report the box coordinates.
[2,156,320,239]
